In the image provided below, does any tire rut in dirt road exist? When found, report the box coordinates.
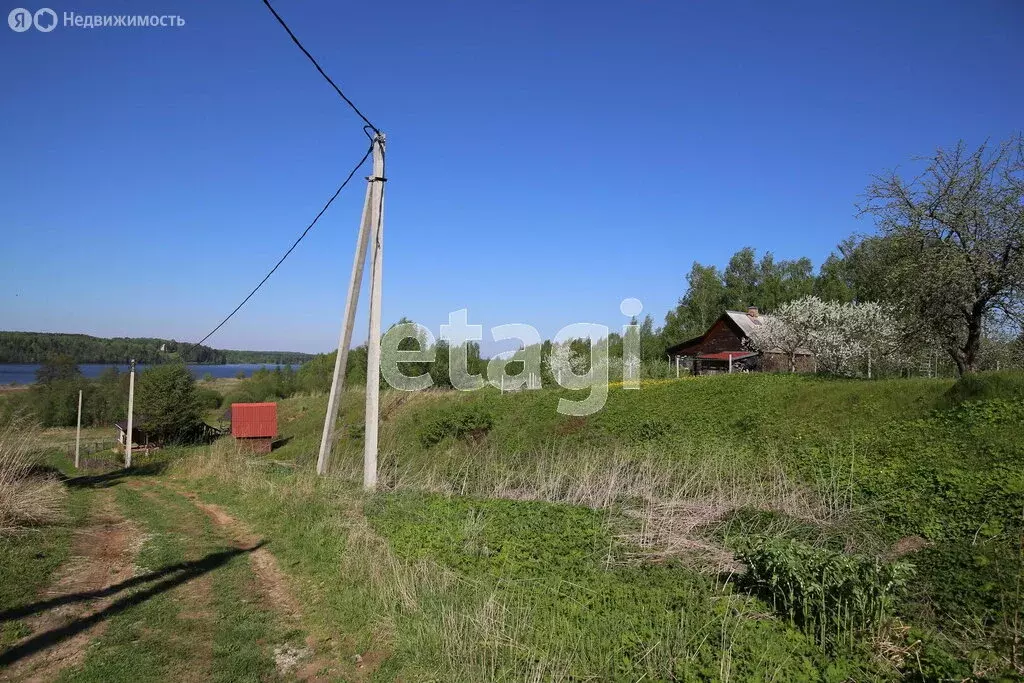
[0,489,143,682]
[170,487,347,681]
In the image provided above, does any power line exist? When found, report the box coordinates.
[260,0,379,135]
[187,142,374,351]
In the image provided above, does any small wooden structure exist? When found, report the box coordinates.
[230,402,277,454]
[666,307,815,375]
[114,420,158,455]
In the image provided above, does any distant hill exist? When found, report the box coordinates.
[0,331,314,365]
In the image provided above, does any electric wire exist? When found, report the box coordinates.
[184,142,374,353]
[261,0,380,135]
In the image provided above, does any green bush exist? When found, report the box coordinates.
[135,364,203,442]
[418,404,494,447]
[737,537,914,650]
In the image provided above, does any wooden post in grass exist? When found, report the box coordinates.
[74,389,82,469]
[125,359,136,469]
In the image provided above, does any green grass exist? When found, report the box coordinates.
[367,491,881,681]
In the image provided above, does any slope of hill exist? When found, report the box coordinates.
[5,373,1021,679]
[199,372,1023,679]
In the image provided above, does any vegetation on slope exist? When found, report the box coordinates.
[195,371,1023,679]
[4,372,1021,679]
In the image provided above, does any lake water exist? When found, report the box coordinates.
[0,363,300,386]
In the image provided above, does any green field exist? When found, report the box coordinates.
[2,372,1023,680]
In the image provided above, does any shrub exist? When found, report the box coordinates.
[418,404,494,447]
[737,536,914,649]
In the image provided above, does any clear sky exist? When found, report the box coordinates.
[1,1,1021,353]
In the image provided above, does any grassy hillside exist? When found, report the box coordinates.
[194,372,1022,679]
[7,373,1019,679]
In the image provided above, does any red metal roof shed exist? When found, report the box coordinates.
[231,402,277,439]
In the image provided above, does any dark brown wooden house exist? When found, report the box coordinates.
[665,307,814,375]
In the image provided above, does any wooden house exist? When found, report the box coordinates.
[665,307,815,375]
[230,402,277,454]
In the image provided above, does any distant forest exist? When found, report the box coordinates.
[0,332,314,365]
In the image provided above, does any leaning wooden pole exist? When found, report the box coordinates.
[316,146,379,476]
[363,134,386,490]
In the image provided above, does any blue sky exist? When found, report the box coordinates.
[1,1,1021,353]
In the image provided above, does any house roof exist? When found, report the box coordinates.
[666,310,815,358]
[723,310,766,337]
[665,311,765,357]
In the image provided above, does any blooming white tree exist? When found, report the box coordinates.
[747,297,826,372]
[749,297,902,375]
[851,301,902,377]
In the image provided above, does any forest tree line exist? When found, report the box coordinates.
[0,331,313,366]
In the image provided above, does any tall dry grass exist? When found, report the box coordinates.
[324,438,858,571]
[0,420,66,534]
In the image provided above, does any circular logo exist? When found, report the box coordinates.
[33,7,57,32]
[620,297,643,318]
[8,7,32,31]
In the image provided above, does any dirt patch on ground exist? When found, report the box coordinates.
[1,490,142,682]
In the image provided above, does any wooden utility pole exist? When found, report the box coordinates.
[74,389,82,469]
[316,133,386,488]
[125,359,136,468]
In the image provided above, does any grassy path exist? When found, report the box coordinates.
[1,470,333,682]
